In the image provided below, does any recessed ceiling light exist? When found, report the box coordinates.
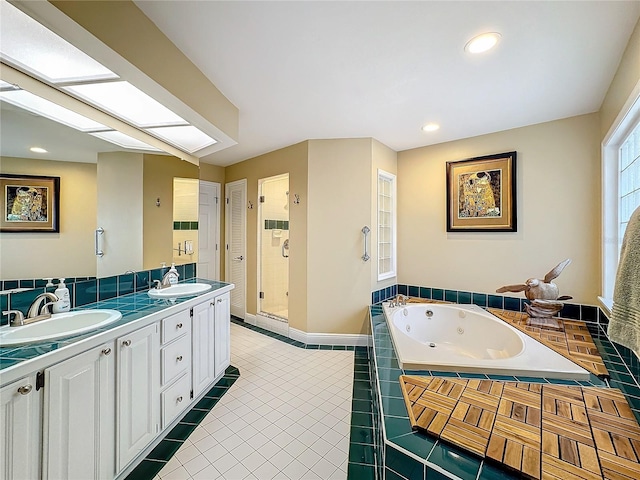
[422,123,440,132]
[465,32,501,54]
[30,147,47,153]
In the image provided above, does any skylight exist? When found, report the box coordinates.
[90,130,163,152]
[0,90,108,132]
[146,125,217,153]
[0,1,118,83]
[64,81,188,128]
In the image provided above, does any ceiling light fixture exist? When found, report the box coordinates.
[422,123,440,132]
[30,146,47,153]
[465,32,501,54]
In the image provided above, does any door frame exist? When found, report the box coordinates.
[198,180,221,281]
[225,179,247,319]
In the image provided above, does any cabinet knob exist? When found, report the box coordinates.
[217,299,223,304]
[17,384,32,395]
[176,355,183,362]
[122,340,131,347]
[176,323,183,329]
[102,348,112,356]
[176,396,183,403]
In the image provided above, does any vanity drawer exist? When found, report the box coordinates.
[161,310,190,345]
[161,374,191,429]
[161,334,191,386]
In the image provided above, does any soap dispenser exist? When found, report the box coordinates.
[168,263,179,285]
[52,278,71,313]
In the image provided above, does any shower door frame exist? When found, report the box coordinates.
[256,173,290,321]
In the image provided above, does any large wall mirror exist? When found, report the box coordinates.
[0,99,199,283]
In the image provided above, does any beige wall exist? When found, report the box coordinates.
[97,152,143,277]
[397,113,601,305]
[307,139,373,334]
[371,139,398,291]
[0,157,97,279]
[143,154,198,269]
[600,18,640,139]
[224,142,308,331]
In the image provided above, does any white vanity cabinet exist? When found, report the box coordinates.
[192,292,231,399]
[43,341,116,480]
[0,374,41,480]
[160,310,192,428]
[117,323,160,471]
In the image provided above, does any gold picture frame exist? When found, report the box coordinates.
[0,174,60,232]
[446,151,517,232]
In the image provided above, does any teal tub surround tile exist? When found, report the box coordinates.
[431,288,444,301]
[581,305,598,322]
[477,461,519,480]
[458,291,472,304]
[427,443,481,480]
[409,285,419,298]
[146,439,182,461]
[392,431,436,459]
[520,298,531,312]
[487,294,503,309]
[444,289,457,303]
[125,459,165,479]
[3,280,19,290]
[98,276,117,301]
[19,279,35,289]
[398,284,408,296]
[503,296,520,312]
[0,294,8,325]
[419,287,431,299]
[561,302,580,320]
[347,463,375,480]
[118,273,135,296]
[135,271,151,292]
[348,442,376,465]
[386,444,425,480]
[74,279,97,307]
[472,293,487,307]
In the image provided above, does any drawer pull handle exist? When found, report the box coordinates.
[102,348,112,356]
[17,385,32,395]
[176,323,183,329]
[122,340,131,347]
[177,396,183,403]
[176,355,183,362]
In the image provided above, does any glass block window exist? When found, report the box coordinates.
[378,170,396,280]
[619,120,640,254]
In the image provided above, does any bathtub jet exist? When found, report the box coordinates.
[382,303,590,380]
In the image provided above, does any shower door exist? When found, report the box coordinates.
[258,174,289,321]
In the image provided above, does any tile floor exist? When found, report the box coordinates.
[154,323,355,479]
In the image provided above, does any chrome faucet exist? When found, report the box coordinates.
[396,294,408,306]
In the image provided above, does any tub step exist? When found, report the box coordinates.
[400,375,640,480]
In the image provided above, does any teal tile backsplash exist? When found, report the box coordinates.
[0,263,197,325]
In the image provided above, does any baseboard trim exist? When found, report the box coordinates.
[289,327,370,347]
[244,313,257,326]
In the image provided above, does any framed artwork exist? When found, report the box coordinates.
[446,151,517,232]
[0,174,60,232]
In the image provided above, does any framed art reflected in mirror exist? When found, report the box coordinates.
[446,151,517,232]
[0,173,60,232]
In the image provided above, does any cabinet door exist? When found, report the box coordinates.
[0,375,41,480]
[43,342,116,480]
[214,292,231,377]
[192,300,215,398]
[117,323,160,471]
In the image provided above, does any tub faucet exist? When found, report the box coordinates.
[396,294,408,306]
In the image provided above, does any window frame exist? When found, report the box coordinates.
[601,82,640,311]
[377,169,397,281]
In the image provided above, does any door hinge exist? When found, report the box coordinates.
[259,195,265,203]
[226,198,229,204]
[36,371,45,391]
[226,244,229,250]
[259,291,264,299]
[190,308,193,318]
[215,196,218,204]
[190,389,194,400]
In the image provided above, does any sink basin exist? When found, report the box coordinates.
[148,283,212,299]
[0,309,122,347]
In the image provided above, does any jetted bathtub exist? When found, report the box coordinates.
[382,302,591,380]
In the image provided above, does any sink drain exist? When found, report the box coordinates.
[429,342,436,347]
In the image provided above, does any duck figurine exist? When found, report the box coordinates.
[496,259,572,301]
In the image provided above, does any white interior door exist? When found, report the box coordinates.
[198,181,220,280]
[225,180,246,319]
